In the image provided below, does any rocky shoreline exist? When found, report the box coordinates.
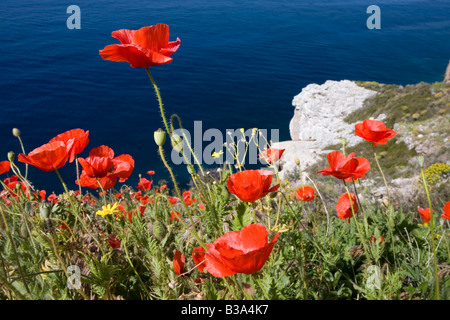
[273,70,450,203]
[274,79,382,180]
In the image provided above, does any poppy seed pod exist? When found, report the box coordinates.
[12,128,21,137]
[154,129,166,147]
[39,200,52,219]
[7,151,15,162]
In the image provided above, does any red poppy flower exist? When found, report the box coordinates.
[3,175,18,184]
[355,119,397,147]
[147,170,155,176]
[317,151,370,181]
[49,129,89,163]
[169,211,181,221]
[36,190,46,201]
[336,192,358,222]
[182,190,196,206]
[198,203,205,210]
[295,186,317,201]
[18,140,74,172]
[0,161,10,175]
[3,179,27,199]
[204,224,279,277]
[136,177,152,191]
[173,250,186,276]
[192,246,209,273]
[108,234,121,248]
[418,207,431,225]
[76,145,134,190]
[260,148,285,164]
[227,170,280,203]
[99,24,180,68]
[442,201,450,220]
[349,157,370,182]
[168,196,177,205]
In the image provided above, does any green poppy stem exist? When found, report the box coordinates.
[343,181,372,264]
[54,169,105,256]
[158,146,206,250]
[371,145,398,267]
[419,162,440,300]
[146,68,171,137]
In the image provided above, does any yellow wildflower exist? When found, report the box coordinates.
[212,150,224,159]
[96,202,120,218]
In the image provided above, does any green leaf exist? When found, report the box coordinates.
[231,201,252,231]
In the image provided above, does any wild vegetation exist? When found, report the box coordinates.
[0,24,448,300]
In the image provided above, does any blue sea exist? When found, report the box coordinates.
[1,0,449,193]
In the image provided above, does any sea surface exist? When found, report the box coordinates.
[1,0,449,193]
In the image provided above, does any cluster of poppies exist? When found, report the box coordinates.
[315,119,395,221]
[99,22,448,282]
[13,129,135,191]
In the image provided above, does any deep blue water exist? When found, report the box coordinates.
[1,0,449,193]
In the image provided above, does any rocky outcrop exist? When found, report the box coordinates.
[445,60,450,84]
[289,80,378,148]
[275,80,379,180]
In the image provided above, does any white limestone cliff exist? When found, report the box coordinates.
[274,80,379,181]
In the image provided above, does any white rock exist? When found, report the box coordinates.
[289,80,378,149]
[276,80,379,181]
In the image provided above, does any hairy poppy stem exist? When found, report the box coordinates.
[371,145,398,267]
[272,163,282,229]
[16,135,28,180]
[170,114,206,177]
[343,182,372,264]
[96,179,108,206]
[54,169,105,256]
[146,68,171,137]
[419,161,440,300]
[75,156,82,196]
[158,146,207,250]
[372,145,391,204]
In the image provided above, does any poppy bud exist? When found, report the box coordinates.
[153,220,167,241]
[12,128,21,137]
[39,200,52,219]
[154,129,166,147]
[295,158,300,166]
[171,134,183,153]
[7,151,15,162]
